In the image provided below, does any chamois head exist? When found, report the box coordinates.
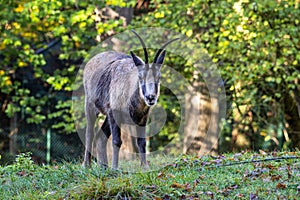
[130,30,179,106]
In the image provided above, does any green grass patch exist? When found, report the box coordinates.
[0,151,299,199]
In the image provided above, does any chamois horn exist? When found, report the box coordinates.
[131,30,149,64]
[153,37,180,64]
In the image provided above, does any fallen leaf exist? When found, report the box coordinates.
[184,183,192,192]
[287,166,292,179]
[271,151,277,157]
[271,175,282,181]
[250,193,259,200]
[259,150,268,155]
[236,193,244,198]
[193,179,200,189]
[199,174,205,179]
[171,182,185,189]
[206,191,214,198]
[266,164,276,170]
[145,185,156,190]
[167,173,175,178]
[16,171,27,176]
[229,185,238,190]
[53,165,59,169]
[163,194,170,200]
[157,171,165,179]
[233,153,242,157]
[213,159,222,164]
[276,183,286,189]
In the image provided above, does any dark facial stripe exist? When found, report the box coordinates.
[155,83,159,93]
[141,84,147,96]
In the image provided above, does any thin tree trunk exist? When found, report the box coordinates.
[183,79,219,155]
[198,95,219,155]
[9,112,17,156]
[183,85,202,154]
[285,89,300,148]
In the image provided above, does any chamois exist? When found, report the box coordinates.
[82,30,179,169]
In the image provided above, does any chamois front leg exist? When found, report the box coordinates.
[82,104,96,168]
[136,126,149,168]
[96,117,111,168]
[108,111,122,169]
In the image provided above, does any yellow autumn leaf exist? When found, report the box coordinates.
[0,43,5,50]
[12,22,21,29]
[186,29,193,37]
[292,60,298,65]
[79,22,87,29]
[260,131,267,137]
[223,19,229,26]
[75,41,80,48]
[223,30,230,37]
[154,12,165,19]
[14,4,24,13]
[18,61,27,67]
[97,27,104,34]
[5,79,12,86]
[37,25,43,31]
[14,40,21,47]
[59,16,65,24]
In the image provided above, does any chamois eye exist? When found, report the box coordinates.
[139,74,146,80]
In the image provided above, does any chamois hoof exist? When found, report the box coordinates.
[141,162,150,170]
[82,161,90,168]
[97,161,109,169]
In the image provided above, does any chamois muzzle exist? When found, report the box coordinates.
[145,94,157,106]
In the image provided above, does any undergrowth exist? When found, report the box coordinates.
[0,151,299,199]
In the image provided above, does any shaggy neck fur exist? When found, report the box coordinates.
[129,82,150,126]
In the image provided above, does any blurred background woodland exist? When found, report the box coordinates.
[0,0,299,164]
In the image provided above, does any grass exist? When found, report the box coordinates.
[0,151,299,199]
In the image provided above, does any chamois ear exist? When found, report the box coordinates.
[130,51,144,67]
[156,50,166,65]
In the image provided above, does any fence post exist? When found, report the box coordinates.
[9,112,18,156]
[46,129,51,164]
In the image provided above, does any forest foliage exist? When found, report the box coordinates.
[0,0,299,155]
[134,0,300,150]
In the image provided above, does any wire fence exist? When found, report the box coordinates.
[0,124,83,165]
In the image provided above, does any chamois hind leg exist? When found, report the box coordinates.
[82,103,96,168]
[108,111,122,169]
[96,117,111,168]
[136,126,149,168]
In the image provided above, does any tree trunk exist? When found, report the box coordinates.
[285,89,300,148]
[198,94,219,155]
[183,80,219,156]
